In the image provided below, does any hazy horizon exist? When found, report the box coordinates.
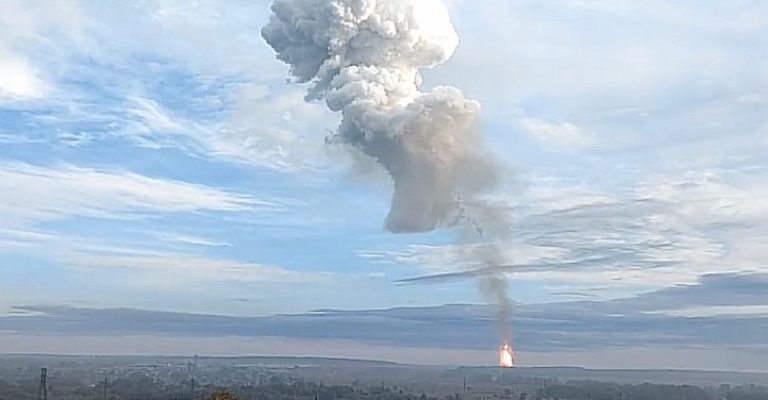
[4,352,768,375]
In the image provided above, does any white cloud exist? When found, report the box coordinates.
[426,0,768,163]
[63,247,319,284]
[0,50,49,100]
[116,87,336,171]
[0,162,262,226]
[0,162,321,289]
[0,228,324,285]
[648,305,768,318]
[637,170,768,225]
[205,84,337,172]
[128,97,185,134]
[362,242,568,275]
[0,0,337,172]
[517,117,593,148]
[158,233,231,247]
[375,169,768,296]
[0,0,83,102]
[439,0,768,96]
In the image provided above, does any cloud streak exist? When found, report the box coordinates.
[0,162,263,226]
[370,168,768,296]
[2,273,767,354]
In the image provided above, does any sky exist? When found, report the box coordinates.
[1,0,767,371]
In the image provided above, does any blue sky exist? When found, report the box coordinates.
[1,0,767,370]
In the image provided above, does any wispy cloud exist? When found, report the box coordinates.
[0,162,320,286]
[0,162,262,226]
[517,117,593,149]
[0,0,337,172]
[375,169,768,295]
[157,233,232,248]
[2,273,766,356]
[208,83,336,172]
[0,228,325,286]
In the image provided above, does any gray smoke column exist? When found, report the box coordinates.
[263,0,513,355]
[262,0,499,233]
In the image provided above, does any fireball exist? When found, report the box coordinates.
[498,342,515,368]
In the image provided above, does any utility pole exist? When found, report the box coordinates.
[191,354,199,397]
[37,367,48,400]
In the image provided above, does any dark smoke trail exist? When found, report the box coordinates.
[459,202,514,346]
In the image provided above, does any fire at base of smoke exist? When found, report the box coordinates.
[262,0,514,365]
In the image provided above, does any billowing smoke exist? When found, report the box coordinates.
[262,0,499,233]
[262,0,512,351]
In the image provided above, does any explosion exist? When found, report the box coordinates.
[261,0,499,233]
[262,0,514,367]
[499,342,516,368]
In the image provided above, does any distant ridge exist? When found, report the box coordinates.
[0,353,400,366]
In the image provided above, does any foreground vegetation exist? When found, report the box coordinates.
[2,377,768,400]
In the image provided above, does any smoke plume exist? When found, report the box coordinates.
[263,0,512,348]
[262,0,499,233]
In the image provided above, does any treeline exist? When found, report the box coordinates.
[533,381,768,400]
[0,378,433,400]
[2,376,768,400]
[213,381,432,400]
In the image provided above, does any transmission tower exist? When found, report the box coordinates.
[37,367,48,400]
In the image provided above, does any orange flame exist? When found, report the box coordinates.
[498,342,515,368]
